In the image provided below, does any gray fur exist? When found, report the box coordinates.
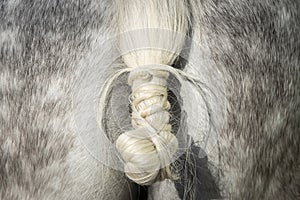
[189,0,300,199]
[0,0,136,199]
[1,0,299,199]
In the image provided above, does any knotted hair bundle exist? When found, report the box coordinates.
[116,68,177,185]
[100,0,190,185]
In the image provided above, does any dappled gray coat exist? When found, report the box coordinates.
[0,0,299,199]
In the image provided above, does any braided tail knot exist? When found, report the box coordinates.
[116,68,178,185]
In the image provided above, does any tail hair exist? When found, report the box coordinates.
[113,0,190,185]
